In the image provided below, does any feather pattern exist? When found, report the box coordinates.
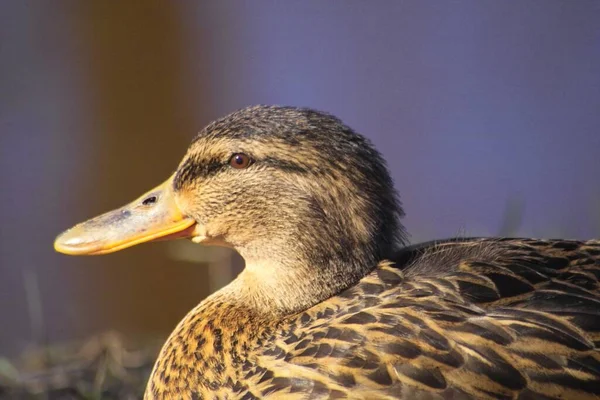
[147,238,600,399]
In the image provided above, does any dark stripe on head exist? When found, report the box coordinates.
[262,157,309,174]
[173,155,309,190]
[174,157,226,190]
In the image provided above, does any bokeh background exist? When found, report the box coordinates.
[1,0,599,371]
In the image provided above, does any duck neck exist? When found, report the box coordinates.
[230,238,389,318]
[147,236,400,397]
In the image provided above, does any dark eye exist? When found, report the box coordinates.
[229,153,252,169]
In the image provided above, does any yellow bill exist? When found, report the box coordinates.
[54,176,196,255]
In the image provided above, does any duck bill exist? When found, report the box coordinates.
[54,177,196,256]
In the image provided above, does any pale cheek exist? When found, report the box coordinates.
[186,174,299,231]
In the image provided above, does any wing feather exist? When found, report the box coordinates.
[252,239,600,399]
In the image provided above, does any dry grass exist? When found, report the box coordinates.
[0,332,161,399]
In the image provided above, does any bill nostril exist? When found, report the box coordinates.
[142,196,157,206]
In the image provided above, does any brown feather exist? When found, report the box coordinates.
[146,238,600,399]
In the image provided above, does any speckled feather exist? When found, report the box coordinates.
[147,238,600,399]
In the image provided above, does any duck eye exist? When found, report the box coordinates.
[229,153,252,169]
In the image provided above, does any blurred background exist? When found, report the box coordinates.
[1,0,599,396]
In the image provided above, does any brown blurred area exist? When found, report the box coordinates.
[0,2,241,358]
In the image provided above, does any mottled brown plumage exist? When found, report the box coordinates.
[55,106,600,399]
[148,238,600,400]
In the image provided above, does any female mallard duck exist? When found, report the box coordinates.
[55,106,600,399]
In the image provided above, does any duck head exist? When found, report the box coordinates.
[55,105,406,313]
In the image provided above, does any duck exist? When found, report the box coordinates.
[54,105,600,400]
